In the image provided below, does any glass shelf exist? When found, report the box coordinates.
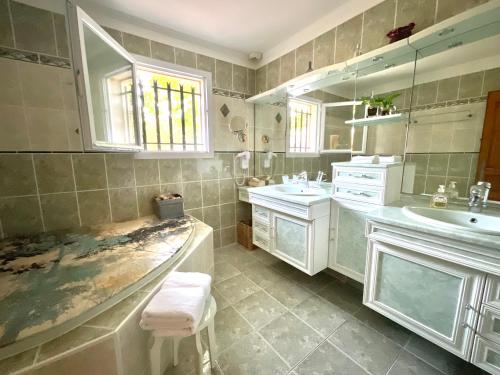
[345,113,408,126]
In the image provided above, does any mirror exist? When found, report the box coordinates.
[229,116,248,142]
[67,3,141,150]
[404,30,500,198]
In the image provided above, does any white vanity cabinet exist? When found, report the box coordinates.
[249,190,330,275]
[329,200,378,283]
[364,219,500,368]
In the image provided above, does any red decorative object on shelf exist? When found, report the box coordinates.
[387,22,415,43]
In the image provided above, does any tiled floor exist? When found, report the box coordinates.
[167,243,488,375]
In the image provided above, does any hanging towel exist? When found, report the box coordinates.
[140,286,206,330]
[162,271,212,299]
[351,155,380,164]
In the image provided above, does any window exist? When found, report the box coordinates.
[287,97,320,156]
[67,3,212,156]
[136,57,211,154]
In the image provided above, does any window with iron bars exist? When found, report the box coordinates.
[287,97,320,155]
[131,61,211,155]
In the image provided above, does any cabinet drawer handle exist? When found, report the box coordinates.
[465,304,478,312]
[461,322,473,330]
[346,190,372,197]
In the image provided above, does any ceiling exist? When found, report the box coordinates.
[84,0,349,54]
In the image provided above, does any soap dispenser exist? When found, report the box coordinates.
[430,185,448,208]
[445,181,459,201]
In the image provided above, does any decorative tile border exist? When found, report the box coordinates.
[411,96,487,112]
[0,46,71,69]
[212,88,251,100]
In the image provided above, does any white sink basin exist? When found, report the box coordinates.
[402,206,500,235]
[272,185,326,196]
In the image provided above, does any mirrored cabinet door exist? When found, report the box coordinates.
[66,2,142,151]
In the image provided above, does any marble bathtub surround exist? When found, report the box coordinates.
[200,243,483,375]
[0,216,194,350]
[0,152,249,248]
[256,0,489,93]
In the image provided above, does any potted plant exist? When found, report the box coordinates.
[361,96,379,117]
[379,93,400,115]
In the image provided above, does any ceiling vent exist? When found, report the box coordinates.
[248,52,263,62]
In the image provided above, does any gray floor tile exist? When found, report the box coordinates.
[329,319,402,375]
[243,263,288,289]
[295,341,368,375]
[388,350,444,375]
[218,332,289,375]
[259,312,323,367]
[214,261,241,283]
[215,274,260,304]
[224,251,260,271]
[405,334,485,375]
[214,306,253,353]
[212,287,230,310]
[291,295,350,337]
[164,335,211,375]
[286,271,334,292]
[265,277,313,308]
[271,260,303,278]
[317,279,363,314]
[354,306,412,346]
[249,248,281,266]
[234,290,287,329]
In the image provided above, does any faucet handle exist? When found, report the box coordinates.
[477,181,491,206]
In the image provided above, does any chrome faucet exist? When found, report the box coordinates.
[297,171,309,188]
[468,181,491,212]
[316,171,327,184]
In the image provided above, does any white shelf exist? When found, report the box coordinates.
[345,113,408,126]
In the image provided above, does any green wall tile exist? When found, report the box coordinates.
[428,154,449,175]
[266,59,280,90]
[109,188,138,222]
[73,154,106,190]
[78,190,110,226]
[134,159,159,186]
[102,27,123,45]
[459,72,483,99]
[219,179,236,204]
[196,54,215,76]
[159,159,182,183]
[232,65,247,93]
[295,41,313,76]
[335,15,362,63]
[280,50,296,83]
[448,154,472,177]
[216,60,232,90]
[256,66,267,94]
[40,192,79,231]
[182,181,202,209]
[220,203,235,228]
[181,159,201,182]
[483,67,500,95]
[362,0,396,53]
[437,77,459,102]
[0,154,36,197]
[247,69,256,95]
[425,175,446,194]
[0,0,14,47]
[436,0,488,22]
[161,182,182,195]
[34,154,74,194]
[203,205,220,229]
[11,2,56,55]
[417,82,438,105]
[137,185,160,216]
[396,0,436,33]
[221,226,236,246]
[314,29,335,69]
[53,13,68,58]
[105,154,135,188]
[185,208,203,221]
[123,32,150,56]
[150,41,175,62]
[175,48,196,68]
[202,180,219,206]
[0,196,42,236]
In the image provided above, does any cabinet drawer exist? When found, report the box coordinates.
[334,167,385,186]
[478,305,500,345]
[485,275,500,309]
[332,183,384,204]
[253,220,271,236]
[253,229,270,251]
[472,336,500,375]
[253,205,270,223]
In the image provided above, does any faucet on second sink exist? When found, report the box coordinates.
[468,181,491,212]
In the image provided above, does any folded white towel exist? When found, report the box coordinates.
[162,271,212,299]
[379,155,402,163]
[351,155,380,164]
[140,286,206,331]
[152,327,195,337]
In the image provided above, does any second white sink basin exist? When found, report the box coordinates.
[272,185,326,196]
[402,206,500,235]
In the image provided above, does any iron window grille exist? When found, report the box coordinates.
[288,97,320,155]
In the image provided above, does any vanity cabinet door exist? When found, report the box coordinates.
[472,336,500,375]
[329,201,376,283]
[271,212,311,273]
[364,240,485,359]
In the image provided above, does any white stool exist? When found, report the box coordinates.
[149,295,217,375]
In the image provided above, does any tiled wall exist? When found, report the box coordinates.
[255,0,490,93]
[0,0,258,246]
[0,152,251,247]
[407,152,478,197]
